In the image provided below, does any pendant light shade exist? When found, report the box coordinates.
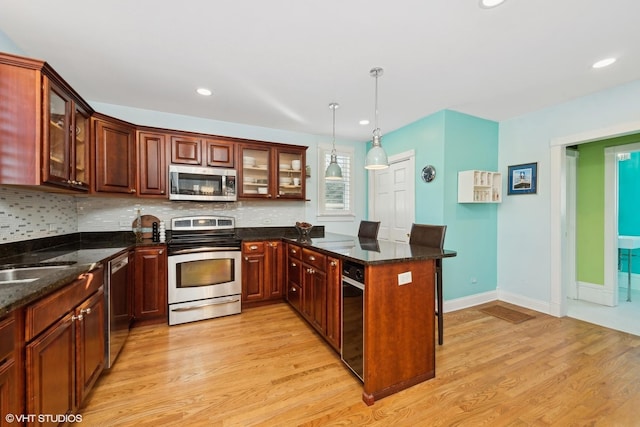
[365,67,389,170]
[325,102,343,180]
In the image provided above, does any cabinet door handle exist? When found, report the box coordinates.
[80,308,92,315]
[72,314,83,321]
[250,245,258,250]
[308,255,316,261]
[291,249,297,254]
[244,256,249,261]
[330,261,337,267]
[158,250,164,254]
[291,262,297,267]
[129,188,136,193]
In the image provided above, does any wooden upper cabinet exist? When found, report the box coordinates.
[238,143,307,200]
[204,137,235,167]
[0,52,94,191]
[43,80,91,191]
[93,114,137,195]
[170,134,236,168]
[137,131,168,197]
[170,135,201,165]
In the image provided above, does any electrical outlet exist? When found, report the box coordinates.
[398,271,412,286]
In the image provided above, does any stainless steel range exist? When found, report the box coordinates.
[167,215,242,326]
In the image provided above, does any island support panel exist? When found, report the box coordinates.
[362,259,435,405]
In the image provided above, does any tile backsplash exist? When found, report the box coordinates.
[0,186,77,242]
[0,186,306,243]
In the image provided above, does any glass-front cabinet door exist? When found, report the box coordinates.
[46,85,70,185]
[44,80,90,191]
[240,145,272,198]
[72,107,90,189]
[277,148,304,199]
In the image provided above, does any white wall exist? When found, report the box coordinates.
[498,79,640,313]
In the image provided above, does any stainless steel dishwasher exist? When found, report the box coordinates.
[105,251,133,368]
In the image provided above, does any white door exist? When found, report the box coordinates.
[369,151,415,242]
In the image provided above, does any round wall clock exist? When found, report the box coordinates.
[421,165,436,183]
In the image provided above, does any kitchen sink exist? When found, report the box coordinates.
[0,265,77,285]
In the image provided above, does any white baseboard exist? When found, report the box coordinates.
[443,291,497,313]
[497,289,553,315]
[577,281,616,307]
[441,289,556,318]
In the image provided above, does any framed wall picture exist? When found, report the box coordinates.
[507,162,537,195]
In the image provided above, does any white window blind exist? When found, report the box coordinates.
[318,145,354,217]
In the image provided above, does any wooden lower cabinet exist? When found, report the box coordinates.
[25,266,105,424]
[241,241,284,307]
[133,246,167,324]
[286,244,341,352]
[0,311,23,427]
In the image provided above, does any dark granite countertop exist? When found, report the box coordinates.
[0,245,130,316]
[0,227,456,317]
[283,232,457,265]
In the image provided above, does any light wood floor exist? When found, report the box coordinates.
[81,302,640,426]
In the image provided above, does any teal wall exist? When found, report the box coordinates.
[374,110,499,300]
[618,151,640,273]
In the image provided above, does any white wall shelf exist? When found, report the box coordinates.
[458,170,502,203]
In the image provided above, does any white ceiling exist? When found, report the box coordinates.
[0,0,639,141]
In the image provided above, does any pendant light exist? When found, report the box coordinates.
[365,67,389,170]
[325,102,343,180]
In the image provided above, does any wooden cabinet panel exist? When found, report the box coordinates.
[93,115,136,194]
[138,132,168,197]
[133,246,167,323]
[0,311,21,427]
[0,53,93,192]
[241,241,284,307]
[76,290,105,405]
[325,257,341,351]
[26,313,76,420]
[204,138,235,167]
[170,135,201,165]
[265,241,284,299]
[242,251,265,302]
[287,246,340,352]
[25,267,103,342]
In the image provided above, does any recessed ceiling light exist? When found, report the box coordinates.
[479,0,506,8]
[359,119,370,126]
[592,57,617,69]
[196,88,212,96]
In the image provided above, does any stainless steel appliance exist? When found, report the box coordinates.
[105,251,132,369]
[169,164,237,202]
[341,259,365,381]
[167,215,242,325]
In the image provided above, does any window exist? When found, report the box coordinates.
[318,145,354,217]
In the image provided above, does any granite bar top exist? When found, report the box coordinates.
[283,232,457,265]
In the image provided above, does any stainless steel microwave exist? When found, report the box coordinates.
[169,165,237,202]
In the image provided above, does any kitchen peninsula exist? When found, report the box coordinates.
[282,232,456,405]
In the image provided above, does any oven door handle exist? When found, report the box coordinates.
[169,247,240,255]
[171,297,240,312]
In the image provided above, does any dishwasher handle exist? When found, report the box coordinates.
[110,253,129,274]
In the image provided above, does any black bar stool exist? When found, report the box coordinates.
[358,220,380,239]
[409,223,447,345]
